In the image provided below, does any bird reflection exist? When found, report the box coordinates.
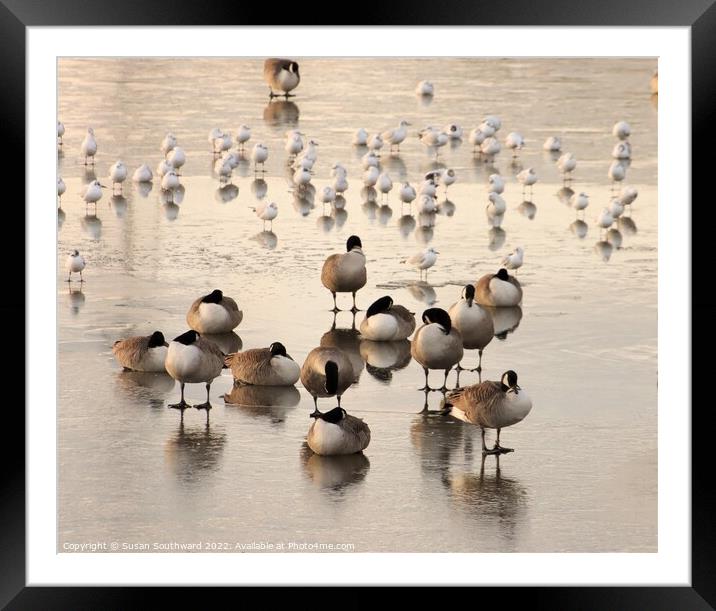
[509,159,524,174]
[251,230,278,250]
[223,385,300,425]
[487,226,507,251]
[415,224,434,244]
[331,207,348,229]
[517,200,536,220]
[235,154,251,178]
[617,216,637,235]
[441,455,529,542]
[594,240,614,262]
[333,195,347,210]
[214,183,239,203]
[359,339,412,383]
[135,181,153,198]
[201,332,242,355]
[556,186,574,205]
[251,178,268,200]
[418,93,434,108]
[292,192,314,216]
[569,219,588,239]
[110,194,128,218]
[420,160,446,175]
[484,306,522,340]
[163,202,180,221]
[361,186,378,203]
[362,199,379,221]
[320,315,364,382]
[114,370,176,408]
[398,214,417,237]
[300,444,370,493]
[406,280,437,305]
[410,411,464,476]
[58,207,65,229]
[383,155,408,179]
[316,214,335,232]
[437,199,456,217]
[81,213,102,240]
[263,99,299,126]
[67,286,85,315]
[374,204,391,226]
[163,419,227,484]
[543,150,560,163]
[82,167,97,185]
[606,228,623,249]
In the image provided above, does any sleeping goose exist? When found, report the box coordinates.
[475,269,523,307]
[112,331,168,372]
[186,289,243,334]
[224,342,300,386]
[441,370,532,455]
[410,307,463,391]
[264,58,300,98]
[359,295,416,341]
[321,235,367,312]
[307,406,371,456]
[300,347,355,414]
[165,330,225,411]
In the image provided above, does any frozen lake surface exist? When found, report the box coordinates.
[57,58,657,552]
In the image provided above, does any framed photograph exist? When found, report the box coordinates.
[8,0,710,607]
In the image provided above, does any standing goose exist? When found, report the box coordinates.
[321,235,367,312]
[307,407,371,456]
[186,289,243,334]
[475,268,523,307]
[300,347,355,413]
[165,330,224,411]
[225,342,300,386]
[448,285,494,371]
[441,370,532,455]
[359,295,416,341]
[411,308,464,391]
[112,331,168,372]
[264,58,300,98]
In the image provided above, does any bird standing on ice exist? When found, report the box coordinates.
[66,250,86,282]
[501,246,524,272]
[80,127,97,165]
[264,58,301,98]
[251,201,278,230]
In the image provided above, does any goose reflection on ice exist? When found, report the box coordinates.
[359,339,412,383]
[263,99,299,126]
[164,420,227,485]
[114,370,176,408]
[398,214,417,238]
[320,314,364,383]
[251,230,278,250]
[487,226,507,251]
[569,219,588,239]
[406,280,437,305]
[301,444,370,494]
[202,332,242,355]
[223,384,300,425]
[594,240,614,262]
[410,411,464,476]
[517,200,537,220]
[442,456,529,542]
[484,306,523,340]
[214,183,239,204]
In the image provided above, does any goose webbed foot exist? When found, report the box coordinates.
[469,366,482,373]
[350,306,360,313]
[168,400,191,410]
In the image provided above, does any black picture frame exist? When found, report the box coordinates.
[7,1,711,607]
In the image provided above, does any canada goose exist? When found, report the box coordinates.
[66,250,85,282]
[442,370,532,455]
[225,342,300,387]
[113,331,168,372]
[307,407,371,456]
[80,127,97,165]
[321,235,367,312]
[411,307,463,391]
[475,269,523,307]
[359,296,416,341]
[300,347,355,413]
[448,285,494,371]
[186,289,243,334]
[165,330,225,411]
[264,58,300,98]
